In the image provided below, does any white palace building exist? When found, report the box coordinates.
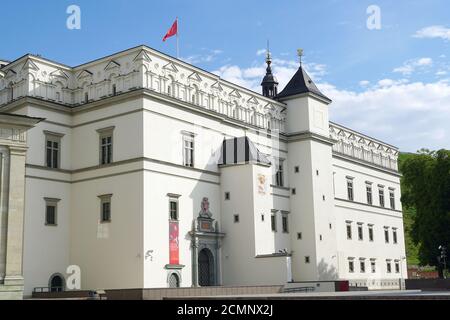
[0,45,407,298]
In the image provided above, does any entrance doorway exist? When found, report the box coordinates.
[198,248,214,286]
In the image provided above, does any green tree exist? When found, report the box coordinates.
[399,149,450,278]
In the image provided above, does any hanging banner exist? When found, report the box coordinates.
[169,221,179,265]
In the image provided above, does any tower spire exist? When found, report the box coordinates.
[261,41,278,98]
[297,48,304,66]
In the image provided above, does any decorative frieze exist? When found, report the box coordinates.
[329,123,399,171]
[0,47,286,132]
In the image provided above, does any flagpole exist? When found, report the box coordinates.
[176,17,179,59]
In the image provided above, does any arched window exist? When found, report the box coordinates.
[49,273,65,292]
[169,273,180,288]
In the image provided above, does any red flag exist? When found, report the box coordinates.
[163,19,178,42]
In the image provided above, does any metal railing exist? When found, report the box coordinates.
[33,286,64,293]
[283,286,316,293]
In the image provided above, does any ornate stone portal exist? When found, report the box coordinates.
[0,113,42,300]
[189,197,225,287]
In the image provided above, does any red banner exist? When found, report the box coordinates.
[169,221,179,265]
[163,19,178,42]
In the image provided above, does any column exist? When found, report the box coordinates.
[3,146,27,286]
[191,238,199,287]
[0,147,10,282]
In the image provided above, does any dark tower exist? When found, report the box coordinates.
[261,46,278,98]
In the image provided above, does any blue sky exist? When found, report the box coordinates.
[1,0,449,152]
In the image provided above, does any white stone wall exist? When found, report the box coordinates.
[332,157,407,285]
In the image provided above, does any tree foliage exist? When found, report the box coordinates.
[399,149,450,275]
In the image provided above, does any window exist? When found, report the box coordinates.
[112,84,117,96]
[305,256,310,264]
[234,214,240,223]
[379,187,385,207]
[56,91,61,102]
[225,192,230,200]
[97,127,114,165]
[261,214,264,221]
[281,212,289,233]
[45,132,63,169]
[294,166,299,173]
[292,188,296,195]
[384,227,390,243]
[386,261,392,273]
[271,212,277,232]
[275,159,284,187]
[44,198,60,226]
[316,170,319,176]
[360,260,366,273]
[348,259,354,273]
[346,222,352,240]
[169,200,178,221]
[368,225,374,242]
[98,194,112,223]
[297,232,302,240]
[182,132,195,167]
[357,223,363,240]
[100,135,113,165]
[366,183,373,205]
[347,179,354,201]
[371,260,376,273]
[389,189,395,210]
[395,261,400,273]
[393,228,398,244]
[85,92,89,103]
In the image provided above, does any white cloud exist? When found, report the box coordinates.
[359,80,370,87]
[376,78,409,88]
[182,49,223,64]
[393,57,433,75]
[413,25,450,41]
[256,49,266,56]
[321,80,450,151]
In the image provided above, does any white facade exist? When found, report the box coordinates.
[0,45,407,297]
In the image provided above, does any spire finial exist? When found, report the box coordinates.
[266,40,272,64]
[261,40,278,98]
[297,48,304,66]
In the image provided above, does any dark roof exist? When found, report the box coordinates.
[218,136,271,166]
[276,65,331,102]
